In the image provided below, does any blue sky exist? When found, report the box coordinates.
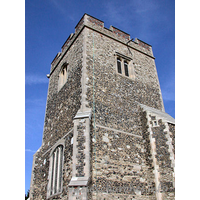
[25,0,175,193]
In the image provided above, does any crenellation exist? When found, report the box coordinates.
[61,33,74,52]
[110,25,130,40]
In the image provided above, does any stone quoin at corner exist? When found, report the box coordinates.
[29,14,175,200]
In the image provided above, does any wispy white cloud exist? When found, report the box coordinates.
[49,0,76,22]
[25,149,36,153]
[102,1,126,26]
[102,1,161,38]
[162,89,175,101]
[161,76,175,101]
[50,0,66,16]
[26,98,46,107]
[25,74,49,85]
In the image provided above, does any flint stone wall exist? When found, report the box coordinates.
[31,31,84,200]
[30,14,174,200]
[84,26,165,199]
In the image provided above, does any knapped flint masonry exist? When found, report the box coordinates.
[29,14,175,200]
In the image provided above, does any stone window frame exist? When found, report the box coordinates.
[58,62,68,91]
[153,120,158,127]
[47,139,65,199]
[152,119,160,127]
[115,52,135,80]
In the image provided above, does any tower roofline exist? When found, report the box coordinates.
[50,14,155,77]
[136,38,152,47]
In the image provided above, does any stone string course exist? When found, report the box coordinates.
[30,14,175,200]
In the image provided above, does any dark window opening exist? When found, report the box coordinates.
[117,58,122,74]
[124,61,129,76]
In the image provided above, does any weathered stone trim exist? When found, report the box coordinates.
[142,107,175,199]
[163,122,175,186]
[139,103,174,123]
[115,51,133,61]
[79,27,90,112]
[96,124,142,138]
[69,111,92,199]
[146,112,162,200]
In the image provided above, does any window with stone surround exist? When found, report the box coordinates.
[58,63,68,91]
[152,120,159,127]
[115,52,134,79]
[47,145,64,198]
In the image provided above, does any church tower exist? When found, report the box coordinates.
[30,14,175,200]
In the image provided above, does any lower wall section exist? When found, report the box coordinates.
[30,107,175,200]
[30,129,74,200]
[69,186,88,200]
[145,111,175,200]
[91,192,156,200]
[90,124,156,199]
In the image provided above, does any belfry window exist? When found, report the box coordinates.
[124,61,129,77]
[115,52,133,78]
[47,145,64,197]
[117,58,122,74]
[58,63,68,91]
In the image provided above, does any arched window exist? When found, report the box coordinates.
[58,63,68,91]
[47,145,64,197]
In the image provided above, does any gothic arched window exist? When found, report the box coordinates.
[47,145,64,197]
[58,63,68,91]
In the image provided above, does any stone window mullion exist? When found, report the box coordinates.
[121,59,125,75]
